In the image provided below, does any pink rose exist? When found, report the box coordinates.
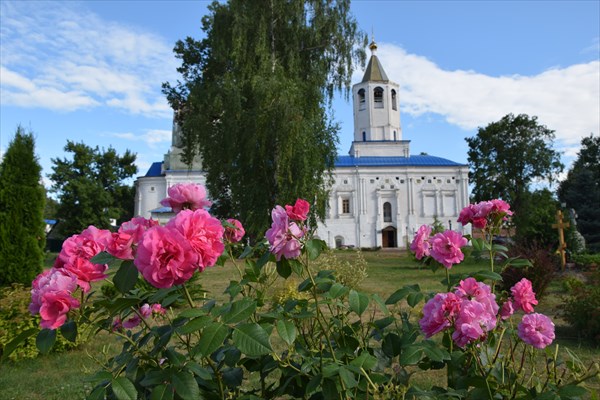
[167,209,225,271]
[429,230,468,269]
[106,231,136,260]
[518,313,555,349]
[151,303,166,315]
[29,268,78,315]
[452,300,496,348]
[410,225,432,260]
[420,292,461,338]
[160,183,212,213]
[123,314,142,329]
[140,303,152,319]
[500,300,514,320]
[457,205,475,226]
[265,206,305,261]
[285,199,310,221]
[39,291,80,330]
[134,225,198,288]
[490,199,513,216]
[224,218,245,243]
[54,226,111,292]
[511,278,538,313]
[455,278,499,317]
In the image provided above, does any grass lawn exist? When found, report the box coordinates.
[1,250,598,399]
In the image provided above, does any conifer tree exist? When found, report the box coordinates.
[0,126,46,285]
[163,0,366,237]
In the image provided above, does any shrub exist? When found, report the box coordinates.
[560,270,600,342]
[500,242,558,299]
[570,253,600,269]
[0,284,81,361]
[313,248,368,289]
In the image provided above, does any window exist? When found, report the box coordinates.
[342,198,350,214]
[383,202,392,222]
[362,131,366,142]
[393,131,397,141]
[374,87,384,108]
[358,89,366,110]
[391,89,397,110]
[335,236,344,248]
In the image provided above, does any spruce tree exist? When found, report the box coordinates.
[0,126,46,285]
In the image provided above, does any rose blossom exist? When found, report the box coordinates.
[266,206,304,260]
[455,277,499,317]
[518,313,555,349]
[134,225,198,288]
[140,303,152,319]
[420,292,461,337]
[429,230,468,269]
[29,268,78,315]
[224,218,245,243]
[123,314,142,329]
[285,199,310,221]
[452,300,497,348]
[107,217,159,260]
[160,183,212,213]
[151,304,166,315]
[410,225,432,260]
[490,199,513,216]
[511,278,538,313]
[500,300,515,320]
[167,209,225,271]
[39,291,81,330]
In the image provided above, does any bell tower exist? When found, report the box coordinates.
[349,40,409,158]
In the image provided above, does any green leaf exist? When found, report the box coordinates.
[350,351,377,370]
[473,270,503,282]
[406,291,424,307]
[111,377,137,400]
[256,251,273,270]
[222,298,256,324]
[305,239,325,260]
[276,320,297,346]
[36,328,56,354]
[171,370,200,400]
[178,308,207,319]
[289,259,303,275]
[558,385,588,399]
[385,284,420,305]
[113,261,139,293]
[382,333,402,358]
[90,251,119,265]
[239,245,253,259]
[276,259,291,279]
[232,323,272,356]
[400,344,423,365]
[328,282,348,299]
[305,374,322,396]
[349,289,369,316]
[195,322,228,357]
[178,316,212,335]
[1,328,37,361]
[371,293,391,316]
[60,320,77,342]
[87,386,106,400]
[338,366,358,388]
[150,384,174,400]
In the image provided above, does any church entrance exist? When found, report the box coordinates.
[382,226,397,248]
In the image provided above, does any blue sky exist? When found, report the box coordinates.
[1,1,598,189]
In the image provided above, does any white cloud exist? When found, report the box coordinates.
[363,43,600,156]
[110,129,171,148]
[0,1,177,117]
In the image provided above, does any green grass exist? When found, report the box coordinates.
[1,250,598,399]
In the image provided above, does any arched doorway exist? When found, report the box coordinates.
[382,226,397,248]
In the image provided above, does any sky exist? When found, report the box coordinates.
[1,0,599,190]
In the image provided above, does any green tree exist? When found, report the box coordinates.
[0,126,45,285]
[513,189,559,247]
[466,114,563,238]
[163,0,366,237]
[49,141,137,238]
[558,134,600,251]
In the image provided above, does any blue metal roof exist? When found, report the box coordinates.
[335,155,465,167]
[149,206,173,213]
[145,162,163,177]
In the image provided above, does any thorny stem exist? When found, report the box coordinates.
[182,282,195,309]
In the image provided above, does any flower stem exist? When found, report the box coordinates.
[182,283,195,308]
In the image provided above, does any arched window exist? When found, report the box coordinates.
[383,202,392,222]
[335,236,344,248]
[391,89,397,110]
[393,131,397,141]
[362,131,366,142]
[358,88,366,110]
[374,87,384,108]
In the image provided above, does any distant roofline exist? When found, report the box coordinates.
[335,155,467,167]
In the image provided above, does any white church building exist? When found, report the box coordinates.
[134,41,470,249]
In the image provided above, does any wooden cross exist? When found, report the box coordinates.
[552,210,570,270]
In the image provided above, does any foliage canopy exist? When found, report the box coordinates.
[0,126,45,285]
[49,141,137,238]
[466,113,563,238]
[163,0,366,237]
[558,134,600,251]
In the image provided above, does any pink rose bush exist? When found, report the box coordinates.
[410,225,432,260]
[160,183,212,212]
[457,199,513,230]
[224,218,245,243]
[518,313,555,349]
